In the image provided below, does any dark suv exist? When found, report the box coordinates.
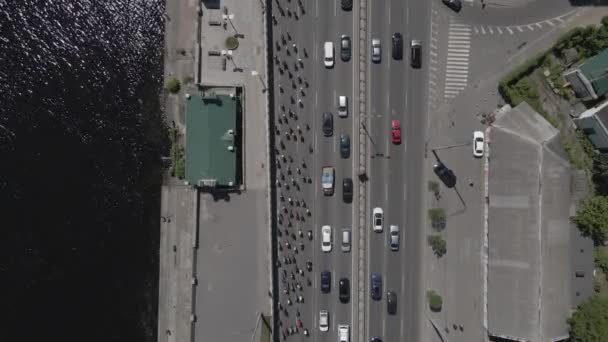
[339,278,350,303]
[340,134,350,158]
[387,291,397,314]
[322,112,333,137]
[343,178,353,203]
[442,0,462,12]
[341,0,352,11]
[410,40,422,69]
[371,273,382,300]
[340,35,351,61]
[433,162,456,188]
[392,32,403,60]
[321,271,331,293]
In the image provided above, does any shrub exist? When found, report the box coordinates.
[428,235,447,257]
[428,208,446,230]
[166,78,181,94]
[428,181,440,195]
[427,290,443,312]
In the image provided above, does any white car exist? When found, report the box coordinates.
[473,131,484,158]
[338,95,348,117]
[338,324,350,342]
[321,225,332,252]
[319,310,329,332]
[371,38,381,63]
[372,207,383,232]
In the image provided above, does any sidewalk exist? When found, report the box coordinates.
[423,5,608,342]
[159,0,271,341]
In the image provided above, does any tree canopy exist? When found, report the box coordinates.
[568,296,608,342]
[575,196,608,244]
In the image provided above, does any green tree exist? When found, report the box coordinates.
[568,296,608,342]
[165,78,181,94]
[428,235,446,257]
[596,248,608,274]
[574,196,608,244]
[426,290,443,312]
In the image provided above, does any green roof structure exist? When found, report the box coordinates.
[185,93,239,188]
[579,48,608,97]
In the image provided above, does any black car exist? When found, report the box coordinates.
[339,278,350,303]
[321,271,331,293]
[410,40,422,68]
[343,177,353,203]
[391,32,403,60]
[442,0,462,12]
[433,162,456,188]
[371,338,382,342]
[340,134,350,158]
[371,273,382,300]
[387,291,397,314]
[322,112,333,137]
[341,0,352,11]
[340,35,351,61]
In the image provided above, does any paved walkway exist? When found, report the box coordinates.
[159,0,271,341]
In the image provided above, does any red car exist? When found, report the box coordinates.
[391,120,401,144]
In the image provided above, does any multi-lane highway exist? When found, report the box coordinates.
[272,0,430,341]
[367,0,430,341]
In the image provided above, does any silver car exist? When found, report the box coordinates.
[371,38,381,63]
[389,225,399,251]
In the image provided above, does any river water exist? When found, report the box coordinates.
[0,1,165,341]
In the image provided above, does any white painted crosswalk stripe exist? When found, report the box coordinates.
[489,27,494,34]
[497,27,502,34]
[444,21,472,99]
[507,27,514,34]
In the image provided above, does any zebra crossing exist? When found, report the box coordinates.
[444,22,471,99]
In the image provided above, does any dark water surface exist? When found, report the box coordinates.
[0,0,166,341]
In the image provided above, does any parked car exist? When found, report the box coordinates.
[433,163,456,188]
[392,32,403,60]
[372,38,381,63]
[343,177,353,203]
[372,207,383,232]
[391,120,401,144]
[340,35,351,61]
[473,130,484,157]
[339,278,350,303]
[319,310,329,331]
[370,338,382,342]
[323,112,333,137]
[321,270,331,293]
[410,40,422,68]
[387,291,397,314]
[389,225,399,251]
[442,0,462,12]
[340,134,350,159]
[321,225,332,252]
[371,273,382,300]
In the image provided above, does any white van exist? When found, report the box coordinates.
[324,42,334,68]
[338,95,348,117]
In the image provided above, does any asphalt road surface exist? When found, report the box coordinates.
[367,0,430,341]
[272,0,429,341]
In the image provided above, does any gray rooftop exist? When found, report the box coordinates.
[488,102,574,342]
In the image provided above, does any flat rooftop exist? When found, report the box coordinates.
[185,92,239,187]
[487,102,574,342]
